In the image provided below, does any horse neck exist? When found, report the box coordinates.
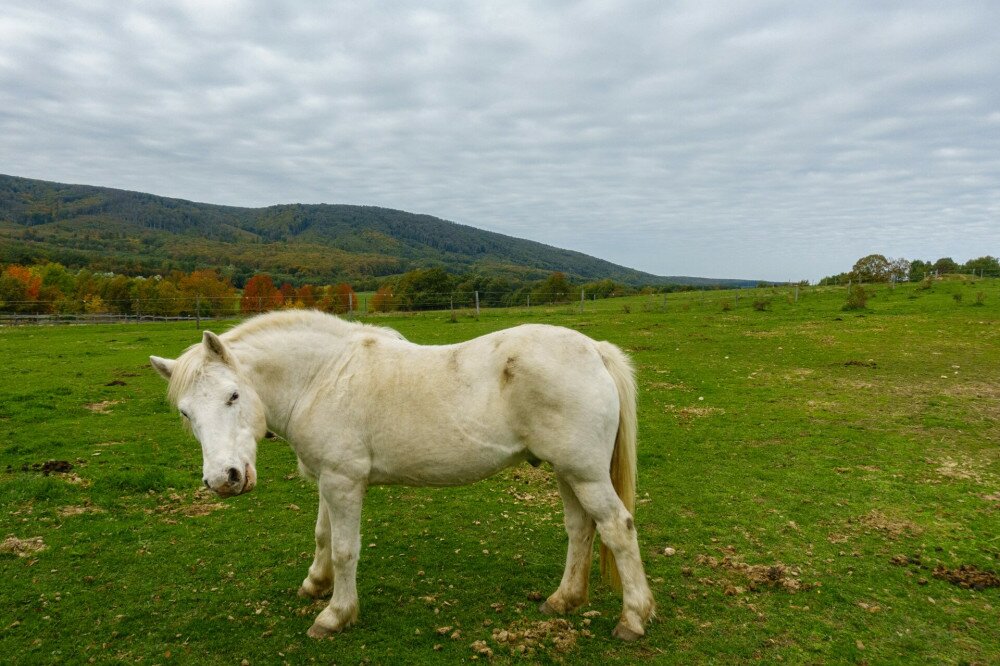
[229,325,349,437]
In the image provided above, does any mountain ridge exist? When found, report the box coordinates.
[0,174,756,288]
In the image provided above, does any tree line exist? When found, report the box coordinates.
[819,254,1000,285]
[0,261,679,317]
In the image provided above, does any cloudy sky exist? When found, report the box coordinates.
[2,1,998,281]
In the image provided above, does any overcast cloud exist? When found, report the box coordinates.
[2,1,998,281]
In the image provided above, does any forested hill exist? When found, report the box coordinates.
[0,174,749,288]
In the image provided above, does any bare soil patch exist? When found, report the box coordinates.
[85,400,122,413]
[934,456,986,484]
[480,617,584,658]
[1,535,46,557]
[854,509,922,539]
[11,460,73,475]
[58,503,105,518]
[932,564,1000,590]
[664,404,725,422]
[148,488,227,521]
[503,464,560,507]
[695,553,816,593]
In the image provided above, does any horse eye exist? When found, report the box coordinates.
[180,410,190,419]
[228,392,239,404]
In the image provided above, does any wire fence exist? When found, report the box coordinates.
[0,290,628,325]
[1,272,993,326]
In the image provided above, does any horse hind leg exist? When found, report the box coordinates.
[564,476,655,640]
[299,495,333,598]
[540,475,596,615]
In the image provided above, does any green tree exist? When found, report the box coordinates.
[963,256,1000,277]
[887,258,911,282]
[909,259,930,281]
[933,257,960,274]
[531,272,575,304]
[392,268,455,310]
[851,254,891,283]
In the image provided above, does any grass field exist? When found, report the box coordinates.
[2,279,999,664]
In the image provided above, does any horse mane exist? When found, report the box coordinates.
[222,310,403,344]
[165,310,403,405]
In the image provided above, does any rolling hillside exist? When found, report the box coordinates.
[0,174,752,288]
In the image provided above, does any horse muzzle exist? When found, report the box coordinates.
[204,462,257,497]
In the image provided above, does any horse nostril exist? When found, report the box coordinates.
[226,467,241,485]
[203,478,210,489]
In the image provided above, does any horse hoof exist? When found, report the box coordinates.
[538,600,556,615]
[612,622,644,641]
[298,581,331,598]
[307,621,338,639]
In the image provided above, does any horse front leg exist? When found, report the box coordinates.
[298,495,333,598]
[307,472,366,639]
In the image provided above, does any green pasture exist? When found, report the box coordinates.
[1,279,998,664]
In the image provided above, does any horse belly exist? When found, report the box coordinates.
[367,430,525,487]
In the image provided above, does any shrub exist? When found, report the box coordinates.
[752,299,771,312]
[720,299,733,312]
[975,292,986,306]
[843,285,868,311]
[953,292,963,303]
[622,304,631,314]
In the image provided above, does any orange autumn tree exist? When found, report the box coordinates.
[179,269,237,316]
[321,283,356,314]
[0,265,43,313]
[241,274,283,313]
[370,285,395,312]
[294,284,315,308]
[279,282,296,307]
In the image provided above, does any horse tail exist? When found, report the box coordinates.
[596,341,638,592]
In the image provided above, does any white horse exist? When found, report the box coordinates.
[150,310,654,640]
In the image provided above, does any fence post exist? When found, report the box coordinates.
[527,294,530,308]
[196,294,201,329]
[475,291,480,317]
[580,289,585,312]
[794,285,798,303]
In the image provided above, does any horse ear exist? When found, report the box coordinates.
[150,356,176,380]
[202,331,232,364]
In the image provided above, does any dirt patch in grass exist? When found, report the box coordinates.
[148,488,227,521]
[13,460,73,475]
[85,400,122,413]
[503,464,560,507]
[10,460,91,487]
[482,617,584,658]
[934,456,987,484]
[664,404,725,422]
[1,535,46,557]
[58,503,105,518]
[932,564,1000,590]
[843,360,878,368]
[695,553,816,593]
[940,380,1000,403]
[646,381,690,391]
[855,509,922,539]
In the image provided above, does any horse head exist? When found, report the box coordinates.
[150,331,266,497]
